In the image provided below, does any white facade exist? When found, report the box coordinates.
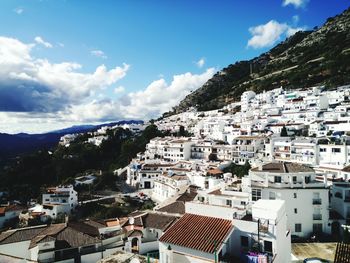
[243,163,330,238]
[41,185,78,219]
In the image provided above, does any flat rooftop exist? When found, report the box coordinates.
[292,243,336,262]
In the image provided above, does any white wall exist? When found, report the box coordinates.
[260,188,330,237]
[159,242,214,263]
[0,240,31,259]
[185,202,244,220]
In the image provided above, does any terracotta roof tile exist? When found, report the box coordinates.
[159,213,233,254]
[141,213,178,231]
[157,201,185,215]
[0,226,47,245]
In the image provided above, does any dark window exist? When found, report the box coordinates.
[295,224,302,232]
[264,240,273,253]
[332,148,341,153]
[294,208,298,214]
[241,236,249,247]
[274,176,282,183]
[226,199,232,206]
[293,176,297,183]
[252,189,261,201]
[294,193,297,198]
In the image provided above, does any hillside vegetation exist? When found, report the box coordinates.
[171,7,350,113]
[0,125,164,202]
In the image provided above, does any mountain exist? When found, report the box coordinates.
[172,7,350,113]
[0,120,143,163]
[49,120,144,134]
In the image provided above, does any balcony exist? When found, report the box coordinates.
[313,214,322,220]
[312,198,322,205]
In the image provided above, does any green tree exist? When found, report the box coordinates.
[280,126,288,137]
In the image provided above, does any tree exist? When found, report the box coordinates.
[208,153,218,161]
[178,126,186,137]
[223,161,251,178]
[280,126,288,137]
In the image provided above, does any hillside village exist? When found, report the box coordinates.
[1,85,350,262]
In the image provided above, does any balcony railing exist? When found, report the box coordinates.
[313,214,322,220]
[312,198,322,205]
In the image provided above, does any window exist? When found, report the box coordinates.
[295,224,302,232]
[320,148,326,152]
[264,240,273,253]
[241,236,249,247]
[293,193,297,198]
[252,189,261,201]
[294,208,298,214]
[269,192,276,200]
[332,148,341,153]
[305,176,311,184]
[292,176,297,183]
[313,223,323,233]
[226,199,232,207]
[274,176,282,183]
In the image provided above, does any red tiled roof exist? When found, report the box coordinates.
[0,204,25,215]
[159,213,233,254]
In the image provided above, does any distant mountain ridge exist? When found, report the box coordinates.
[171,7,350,114]
[0,120,143,162]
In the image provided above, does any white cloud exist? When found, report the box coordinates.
[247,20,304,49]
[0,36,129,117]
[114,86,125,94]
[14,7,24,15]
[121,68,215,119]
[195,58,205,68]
[0,36,214,133]
[58,42,65,48]
[34,36,53,48]
[91,50,107,59]
[282,0,309,8]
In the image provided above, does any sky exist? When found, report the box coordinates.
[0,0,349,134]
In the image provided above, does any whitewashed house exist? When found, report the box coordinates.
[40,185,78,219]
[242,163,330,238]
[159,199,291,263]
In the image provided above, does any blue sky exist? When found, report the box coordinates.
[0,0,349,133]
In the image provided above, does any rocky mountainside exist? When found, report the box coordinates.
[172,7,350,114]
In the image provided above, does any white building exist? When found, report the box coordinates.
[153,173,189,202]
[123,211,178,255]
[87,135,108,146]
[330,182,350,228]
[243,162,330,238]
[159,199,291,263]
[0,221,124,262]
[59,134,78,147]
[40,185,78,219]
